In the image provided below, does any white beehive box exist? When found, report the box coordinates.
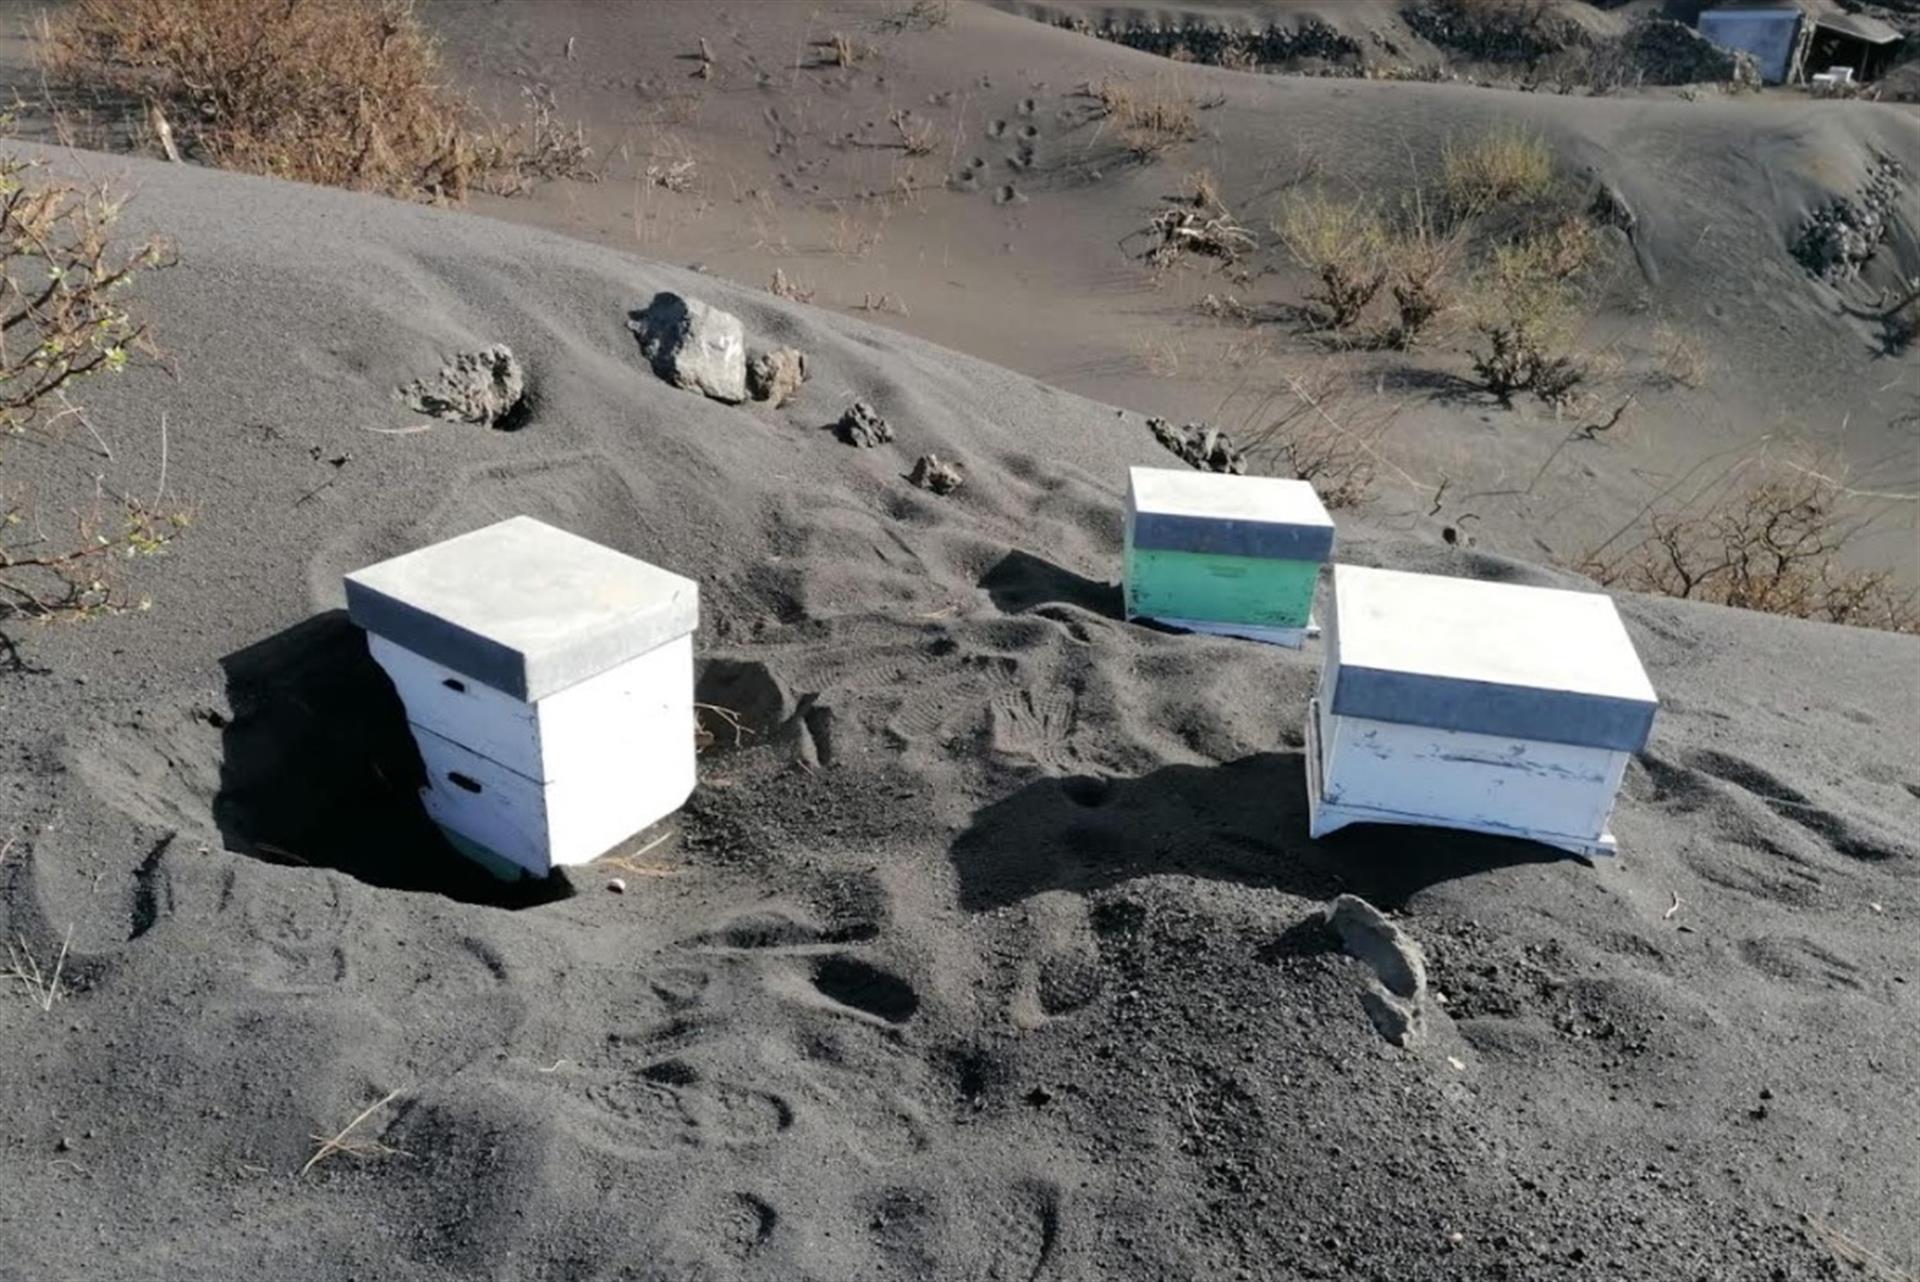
[1123,466,1335,648]
[1307,565,1657,856]
[345,516,699,879]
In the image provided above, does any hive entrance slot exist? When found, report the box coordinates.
[447,771,483,794]
[442,677,466,692]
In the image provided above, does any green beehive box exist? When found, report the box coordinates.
[1124,466,1335,647]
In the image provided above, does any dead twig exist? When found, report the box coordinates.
[1663,890,1683,921]
[598,828,678,879]
[302,1088,406,1176]
[694,702,753,751]
[1574,394,1634,441]
[1134,205,1254,270]
[1799,1213,1918,1282]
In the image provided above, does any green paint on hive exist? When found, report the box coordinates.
[1125,540,1321,629]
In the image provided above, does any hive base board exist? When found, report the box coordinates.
[1303,699,1616,858]
[437,815,679,883]
[1130,612,1320,649]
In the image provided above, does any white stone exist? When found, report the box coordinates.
[628,293,748,403]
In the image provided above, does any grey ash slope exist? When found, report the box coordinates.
[0,147,1915,1281]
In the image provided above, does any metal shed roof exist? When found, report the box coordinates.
[1814,12,1903,44]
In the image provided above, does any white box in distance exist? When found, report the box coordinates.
[345,516,699,879]
[1307,565,1657,857]
[1123,466,1336,648]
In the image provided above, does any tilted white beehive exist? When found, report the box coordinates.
[1307,565,1657,856]
[345,516,699,879]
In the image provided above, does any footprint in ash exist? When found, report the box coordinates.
[978,1177,1063,1282]
[810,955,921,1025]
[580,1053,796,1152]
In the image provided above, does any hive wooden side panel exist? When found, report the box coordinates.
[409,666,697,878]
[1123,542,1322,631]
[368,632,695,785]
[1306,565,1656,857]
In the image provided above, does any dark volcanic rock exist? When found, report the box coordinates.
[400,344,526,427]
[1147,416,1246,474]
[907,453,964,495]
[747,345,809,407]
[836,400,894,447]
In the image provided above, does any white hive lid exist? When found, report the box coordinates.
[345,516,699,702]
[1328,564,1657,751]
[1127,466,1335,560]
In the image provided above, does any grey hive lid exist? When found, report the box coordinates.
[1127,466,1335,561]
[1328,565,1657,752]
[345,516,699,702]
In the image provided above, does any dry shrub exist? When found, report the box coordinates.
[1273,190,1388,331]
[814,32,876,68]
[42,0,590,202]
[1443,123,1556,215]
[1182,167,1221,211]
[1582,464,1918,634]
[887,108,940,157]
[1091,75,1201,161]
[1466,220,1593,405]
[489,83,597,193]
[0,157,179,620]
[767,268,815,303]
[878,0,954,32]
[1381,198,1467,349]
[1871,278,1919,356]
[1237,365,1403,508]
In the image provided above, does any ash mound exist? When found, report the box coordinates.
[0,146,1915,1281]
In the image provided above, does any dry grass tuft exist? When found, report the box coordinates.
[1443,123,1556,215]
[1183,167,1222,211]
[826,200,889,259]
[1090,75,1202,161]
[42,0,590,202]
[4,925,73,1013]
[1582,462,1919,633]
[1648,321,1708,389]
